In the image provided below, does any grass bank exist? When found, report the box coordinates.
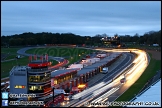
[1,48,22,54]
[126,44,161,51]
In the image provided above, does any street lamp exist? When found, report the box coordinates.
[52,86,55,104]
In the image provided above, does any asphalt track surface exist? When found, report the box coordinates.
[107,52,151,103]
[17,47,65,62]
[87,51,150,107]
[89,52,134,87]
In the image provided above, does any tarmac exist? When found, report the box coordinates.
[87,53,127,87]
[1,56,24,62]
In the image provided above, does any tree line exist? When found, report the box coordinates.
[1,32,102,46]
[1,30,161,47]
[120,30,161,46]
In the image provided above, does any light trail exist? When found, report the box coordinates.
[71,95,93,107]
[92,82,114,97]
[86,49,149,108]
[127,61,147,80]
[72,82,105,99]
[62,49,149,107]
[88,87,120,107]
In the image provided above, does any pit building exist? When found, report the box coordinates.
[9,59,52,100]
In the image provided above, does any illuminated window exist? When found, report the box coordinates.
[54,79,57,85]
[29,75,46,82]
[29,85,42,91]
[15,85,19,88]
[38,86,42,90]
[15,85,26,89]
[29,86,35,90]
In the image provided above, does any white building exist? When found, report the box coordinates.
[9,60,52,100]
[10,66,28,100]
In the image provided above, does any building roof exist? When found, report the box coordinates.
[51,69,77,78]
[77,52,121,76]
[13,66,27,71]
[69,64,83,69]
[127,79,161,107]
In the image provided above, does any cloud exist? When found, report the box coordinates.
[1,1,161,36]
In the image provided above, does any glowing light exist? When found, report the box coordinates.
[120,75,124,79]
[78,84,86,88]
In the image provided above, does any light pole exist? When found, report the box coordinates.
[52,86,55,105]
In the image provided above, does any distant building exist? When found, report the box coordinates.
[101,36,120,46]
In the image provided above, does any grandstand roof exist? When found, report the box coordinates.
[127,79,161,107]
[77,52,121,76]
[51,69,77,78]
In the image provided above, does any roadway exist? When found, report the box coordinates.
[107,50,149,102]
[62,49,149,107]
[89,52,134,87]
[83,50,149,107]
[61,52,135,107]
[17,47,65,62]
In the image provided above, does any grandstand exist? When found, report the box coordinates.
[126,79,161,107]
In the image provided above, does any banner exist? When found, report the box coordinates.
[45,54,48,61]
[29,55,32,61]
[40,56,43,62]
[34,55,37,60]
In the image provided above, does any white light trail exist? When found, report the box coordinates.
[93,82,114,97]
[72,82,105,99]
[90,87,120,107]
[127,61,147,80]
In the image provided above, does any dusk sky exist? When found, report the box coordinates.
[1,1,161,36]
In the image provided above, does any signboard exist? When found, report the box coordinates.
[28,61,51,67]
[54,89,65,94]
